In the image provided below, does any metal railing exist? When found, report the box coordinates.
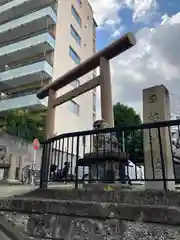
[0,88,41,100]
[0,2,57,25]
[40,119,180,190]
[0,26,55,49]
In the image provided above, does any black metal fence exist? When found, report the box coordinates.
[40,119,180,190]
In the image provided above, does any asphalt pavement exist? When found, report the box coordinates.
[0,184,37,198]
[0,230,11,240]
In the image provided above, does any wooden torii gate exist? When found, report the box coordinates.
[36,32,136,139]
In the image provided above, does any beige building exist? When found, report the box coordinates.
[53,0,97,134]
[0,0,97,134]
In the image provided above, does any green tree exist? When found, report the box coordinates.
[0,109,46,142]
[113,102,143,164]
[114,103,141,126]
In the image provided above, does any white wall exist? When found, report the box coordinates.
[53,0,95,135]
[0,132,43,169]
[127,161,144,182]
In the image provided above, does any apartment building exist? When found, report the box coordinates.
[0,0,97,135]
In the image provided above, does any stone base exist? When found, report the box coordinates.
[84,182,131,191]
[2,197,180,240]
[5,179,22,185]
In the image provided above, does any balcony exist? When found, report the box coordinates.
[0,93,47,112]
[0,0,55,24]
[0,33,55,67]
[0,7,56,45]
[0,61,52,91]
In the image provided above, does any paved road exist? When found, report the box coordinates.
[0,185,37,198]
[0,230,11,240]
[0,183,76,198]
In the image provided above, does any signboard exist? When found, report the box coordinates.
[32,138,40,151]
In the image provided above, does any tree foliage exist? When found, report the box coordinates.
[113,102,143,164]
[0,109,46,142]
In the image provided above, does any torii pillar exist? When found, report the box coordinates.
[100,57,114,127]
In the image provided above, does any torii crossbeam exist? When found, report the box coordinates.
[37,32,136,139]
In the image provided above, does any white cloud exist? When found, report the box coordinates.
[111,26,125,37]
[89,0,159,28]
[89,0,120,26]
[124,0,158,23]
[108,12,180,116]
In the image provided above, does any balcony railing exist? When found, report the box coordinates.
[0,0,56,24]
[0,0,10,6]
[0,61,52,90]
[0,92,47,112]
[1,88,39,100]
[0,6,56,45]
[0,33,55,66]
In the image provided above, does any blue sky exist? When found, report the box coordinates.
[95,0,180,50]
[89,0,180,116]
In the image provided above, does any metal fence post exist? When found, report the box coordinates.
[40,143,47,188]
[75,136,80,190]
[157,127,167,191]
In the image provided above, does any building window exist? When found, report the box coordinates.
[93,18,97,37]
[77,0,82,5]
[69,46,81,64]
[93,38,96,53]
[93,92,96,112]
[71,5,81,26]
[93,71,96,78]
[68,100,80,115]
[70,79,80,88]
[93,113,96,122]
[70,25,81,45]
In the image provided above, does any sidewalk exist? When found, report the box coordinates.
[0,185,37,198]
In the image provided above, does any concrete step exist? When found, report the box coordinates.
[0,197,180,226]
[19,188,180,207]
[0,215,29,240]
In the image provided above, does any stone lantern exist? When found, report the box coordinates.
[78,120,129,189]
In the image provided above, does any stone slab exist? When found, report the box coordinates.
[19,188,180,207]
[5,180,22,185]
[0,188,180,239]
[2,212,180,240]
[0,215,28,240]
[0,198,180,225]
[84,183,131,191]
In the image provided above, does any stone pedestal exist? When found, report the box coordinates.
[18,156,23,182]
[80,120,129,186]
[7,154,21,184]
[79,151,128,185]
[143,85,175,190]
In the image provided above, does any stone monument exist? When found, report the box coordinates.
[78,120,128,189]
[0,145,10,168]
[143,85,175,190]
